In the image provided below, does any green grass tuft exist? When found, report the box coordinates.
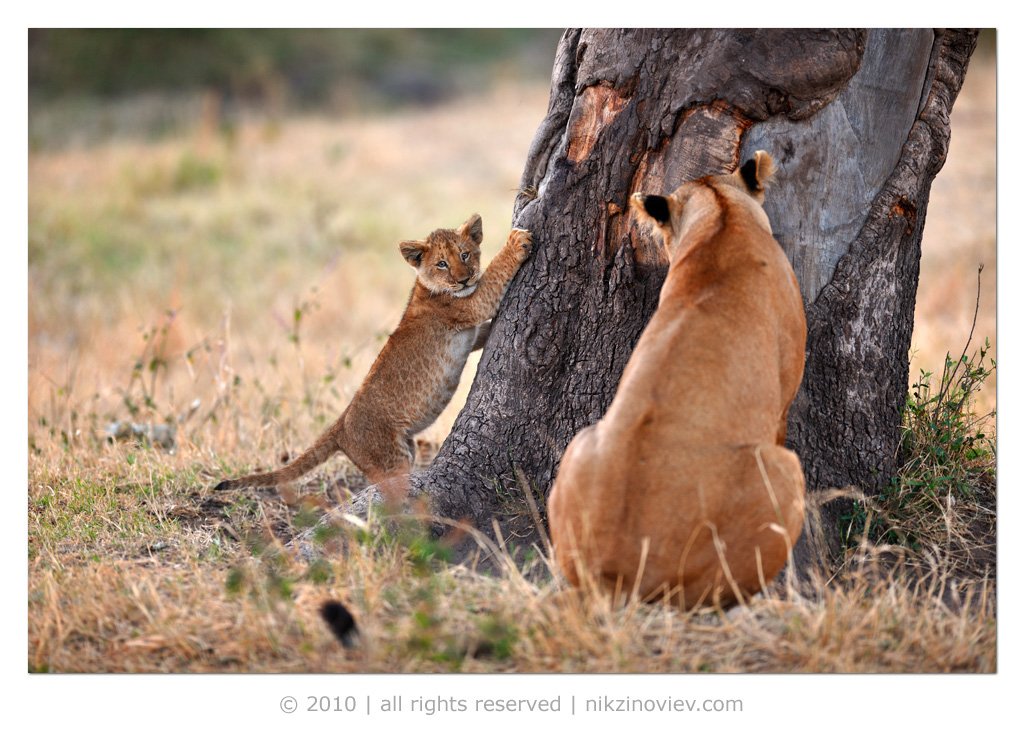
[841,339,995,554]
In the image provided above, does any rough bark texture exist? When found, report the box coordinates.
[343,29,977,568]
[765,29,979,563]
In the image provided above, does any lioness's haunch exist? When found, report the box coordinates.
[547,151,807,608]
[217,216,533,496]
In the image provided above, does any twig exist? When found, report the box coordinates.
[932,264,983,429]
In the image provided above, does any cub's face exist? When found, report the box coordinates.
[400,214,484,296]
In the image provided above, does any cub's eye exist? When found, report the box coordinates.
[460,252,470,262]
[436,260,448,269]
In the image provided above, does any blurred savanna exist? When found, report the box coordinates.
[28,30,995,673]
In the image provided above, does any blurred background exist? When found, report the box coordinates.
[27,29,995,460]
[28,29,563,146]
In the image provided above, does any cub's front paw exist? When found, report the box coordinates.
[507,228,533,259]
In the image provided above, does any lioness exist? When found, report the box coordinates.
[547,151,806,608]
[217,215,533,497]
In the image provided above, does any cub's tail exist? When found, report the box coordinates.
[215,427,341,491]
[321,600,359,647]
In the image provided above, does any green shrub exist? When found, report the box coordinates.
[841,340,995,549]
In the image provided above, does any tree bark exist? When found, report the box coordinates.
[344,29,978,569]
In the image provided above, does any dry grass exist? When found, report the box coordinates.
[28,82,549,457]
[29,492,995,674]
[27,56,996,674]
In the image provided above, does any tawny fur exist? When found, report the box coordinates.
[217,215,532,496]
[547,151,807,608]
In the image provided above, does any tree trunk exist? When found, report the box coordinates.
[346,29,977,569]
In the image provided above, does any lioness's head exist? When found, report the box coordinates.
[631,150,776,256]
[400,214,484,296]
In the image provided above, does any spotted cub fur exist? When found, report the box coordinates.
[217,215,532,496]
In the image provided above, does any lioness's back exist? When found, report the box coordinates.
[548,151,807,607]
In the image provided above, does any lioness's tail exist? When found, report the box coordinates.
[215,427,341,491]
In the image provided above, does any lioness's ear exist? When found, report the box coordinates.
[631,193,672,226]
[458,213,483,245]
[399,240,428,267]
[738,150,775,194]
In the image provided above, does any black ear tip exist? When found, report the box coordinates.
[321,600,359,647]
[740,158,760,192]
[642,195,671,224]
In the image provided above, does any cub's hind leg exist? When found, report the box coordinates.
[339,427,415,505]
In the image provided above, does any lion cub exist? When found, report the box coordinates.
[547,152,806,608]
[217,215,533,495]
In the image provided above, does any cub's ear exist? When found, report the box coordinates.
[458,213,483,245]
[738,150,775,195]
[399,240,428,267]
[630,193,672,226]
